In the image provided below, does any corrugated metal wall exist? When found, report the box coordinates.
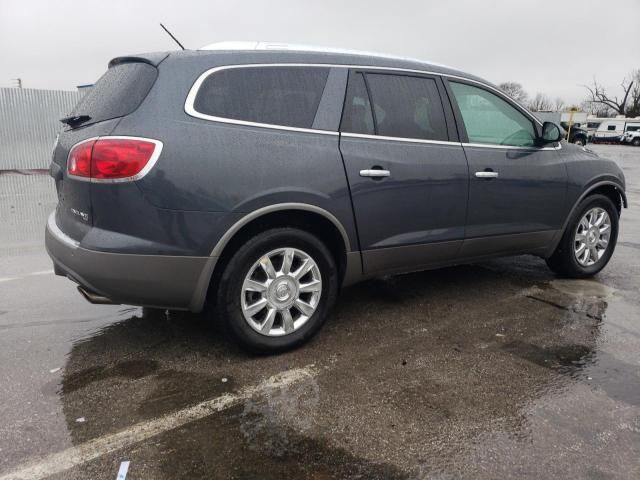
[0,174,57,255]
[0,88,83,170]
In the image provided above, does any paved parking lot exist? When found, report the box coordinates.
[1,144,639,479]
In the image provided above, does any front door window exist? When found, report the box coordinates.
[450,82,537,147]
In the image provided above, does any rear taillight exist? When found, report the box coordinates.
[67,140,94,178]
[67,137,162,181]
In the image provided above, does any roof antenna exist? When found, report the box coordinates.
[160,23,186,50]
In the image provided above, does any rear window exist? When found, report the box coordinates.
[69,62,157,127]
[192,66,330,129]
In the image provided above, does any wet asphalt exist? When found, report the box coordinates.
[0,144,639,479]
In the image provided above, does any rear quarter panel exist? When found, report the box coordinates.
[112,54,358,254]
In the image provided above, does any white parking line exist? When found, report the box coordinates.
[0,270,54,283]
[0,366,315,480]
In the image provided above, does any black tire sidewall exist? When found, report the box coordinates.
[560,194,619,276]
[217,228,338,351]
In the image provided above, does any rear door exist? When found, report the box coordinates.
[445,80,567,257]
[339,70,469,275]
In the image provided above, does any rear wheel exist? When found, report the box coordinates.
[215,228,338,352]
[546,194,618,278]
[633,138,640,146]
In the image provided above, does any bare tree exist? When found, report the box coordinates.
[584,74,635,116]
[627,70,640,118]
[554,97,565,112]
[498,82,528,104]
[528,93,552,112]
[580,100,614,117]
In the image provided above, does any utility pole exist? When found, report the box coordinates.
[566,106,578,140]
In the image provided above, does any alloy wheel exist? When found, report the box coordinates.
[241,247,322,336]
[574,207,611,266]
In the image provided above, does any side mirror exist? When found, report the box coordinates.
[540,121,563,144]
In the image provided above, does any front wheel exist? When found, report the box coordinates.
[633,138,640,147]
[546,194,619,278]
[215,228,338,352]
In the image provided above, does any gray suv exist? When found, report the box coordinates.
[46,44,627,351]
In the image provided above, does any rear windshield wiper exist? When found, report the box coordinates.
[60,114,91,127]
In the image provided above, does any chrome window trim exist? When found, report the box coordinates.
[66,136,164,183]
[341,133,561,151]
[184,63,545,139]
[47,211,80,248]
[462,142,562,151]
[184,64,338,136]
[341,132,461,147]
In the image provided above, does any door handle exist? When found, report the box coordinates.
[360,169,391,178]
[475,171,499,179]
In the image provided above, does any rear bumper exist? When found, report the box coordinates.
[45,212,211,311]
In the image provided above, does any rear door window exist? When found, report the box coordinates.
[193,66,330,129]
[69,62,158,127]
[364,73,448,141]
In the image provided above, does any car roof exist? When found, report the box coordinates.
[114,42,489,86]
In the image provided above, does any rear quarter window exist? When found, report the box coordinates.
[69,62,158,127]
[192,66,330,129]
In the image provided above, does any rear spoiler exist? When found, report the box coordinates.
[108,52,170,68]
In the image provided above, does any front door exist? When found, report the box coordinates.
[339,70,469,275]
[445,80,567,258]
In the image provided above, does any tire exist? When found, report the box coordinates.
[215,227,338,352]
[633,138,640,147]
[573,137,585,146]
[546,194,618,278]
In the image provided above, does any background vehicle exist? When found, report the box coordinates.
[585,120,602,141]
[622,130,640,146]
[45,44,628,351]
[560,122,589,146]
[592,118,640,143]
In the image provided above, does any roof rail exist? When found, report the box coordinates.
[199,41,453,69]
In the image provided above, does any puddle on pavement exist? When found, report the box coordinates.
[52,255,640,478]
[549,278,616,298]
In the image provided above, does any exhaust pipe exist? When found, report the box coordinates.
[77,286,117,305]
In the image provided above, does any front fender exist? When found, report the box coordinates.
[544,178,626,258]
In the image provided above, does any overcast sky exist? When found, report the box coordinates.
[1,0,638,105]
